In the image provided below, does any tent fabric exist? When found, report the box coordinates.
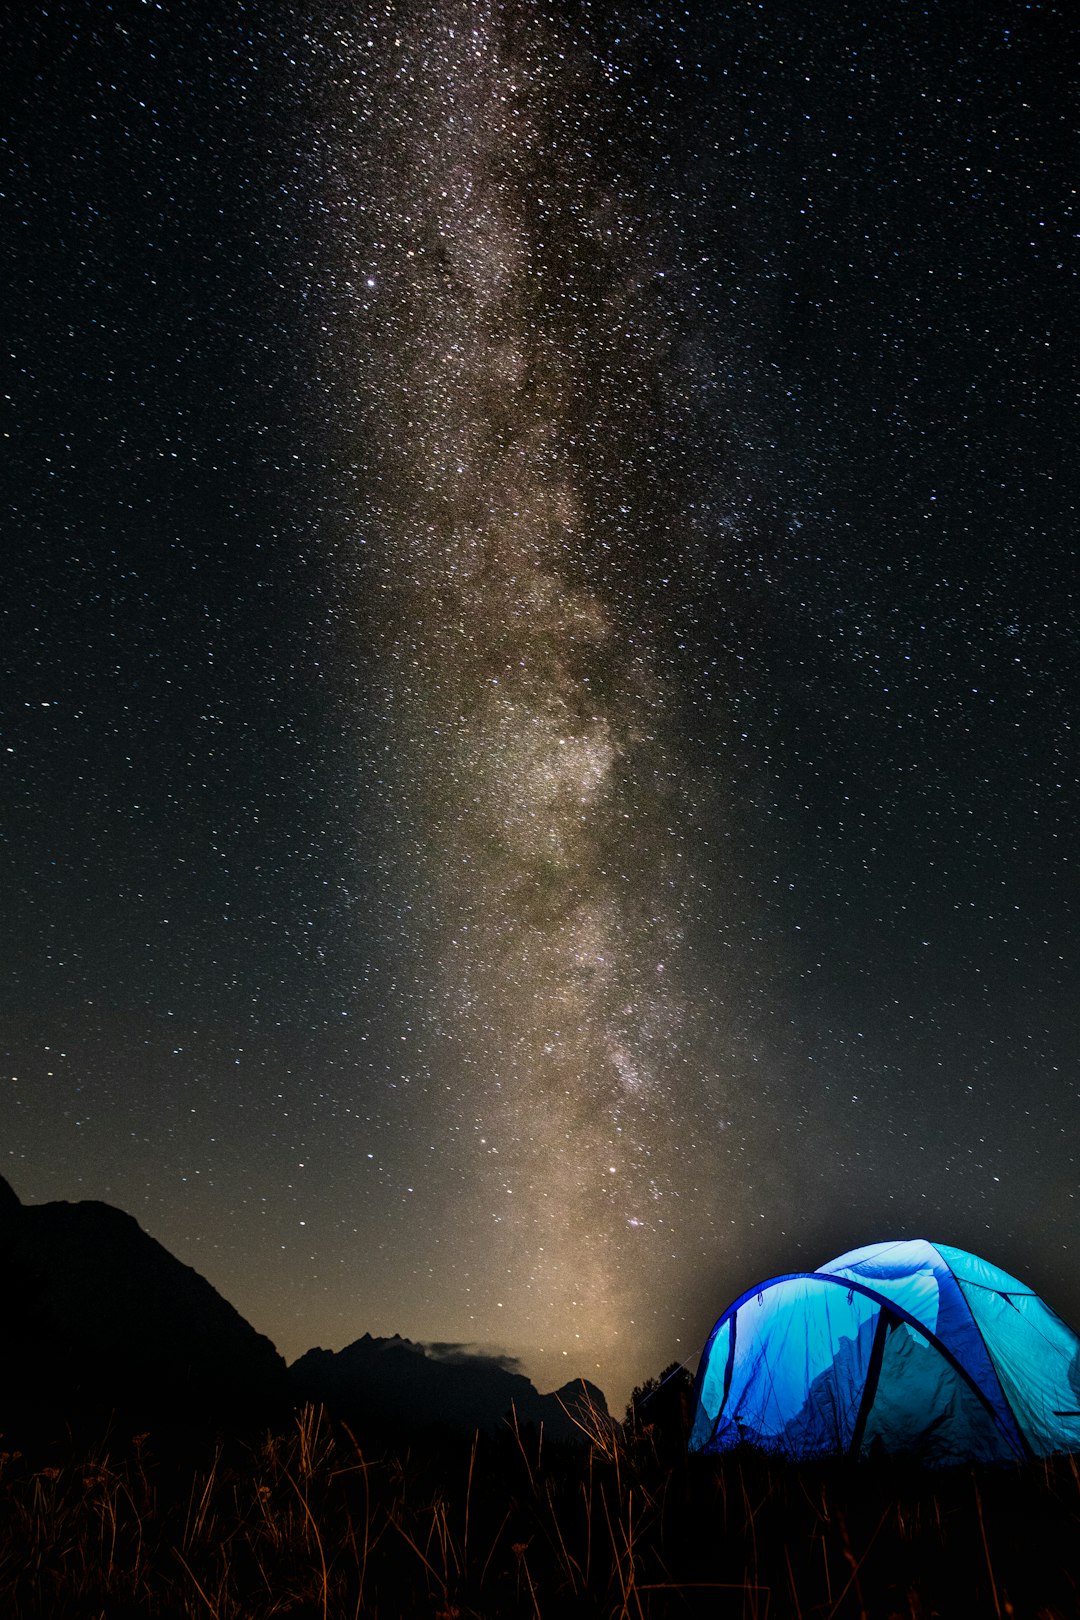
[690,1240,1080,1464]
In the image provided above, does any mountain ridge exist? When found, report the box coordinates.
[290,1330,608,1441]
[0,1172,290,1425]
[0,1176,608,1437]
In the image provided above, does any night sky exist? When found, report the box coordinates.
[4,0,1078,1406]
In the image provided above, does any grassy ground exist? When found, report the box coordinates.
[1,1399,1079,1617]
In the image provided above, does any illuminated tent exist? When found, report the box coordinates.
[690,1240,1080,1464]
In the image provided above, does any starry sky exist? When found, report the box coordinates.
[4,0,1078,1406]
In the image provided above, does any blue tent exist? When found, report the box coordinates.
[690,1240,1080,1464]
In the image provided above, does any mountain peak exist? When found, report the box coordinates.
[290,1332,607,1442]
[0,1183,288,1425]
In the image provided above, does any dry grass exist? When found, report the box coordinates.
[1,1397,1079,1617]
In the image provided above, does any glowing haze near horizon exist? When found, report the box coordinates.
[4,0,1079,1406]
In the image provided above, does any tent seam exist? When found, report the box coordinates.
[925,1241,1032,1459]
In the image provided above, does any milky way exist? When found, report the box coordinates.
[312,2,721,1384]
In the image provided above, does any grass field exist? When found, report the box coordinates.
[2,1396,1079,1617]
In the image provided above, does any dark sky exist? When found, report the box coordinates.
[3,0,1078,1405]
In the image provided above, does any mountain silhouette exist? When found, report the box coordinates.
[291,1333,608,1442]
[0,1175,289,1426]
[0,1175,609,1440]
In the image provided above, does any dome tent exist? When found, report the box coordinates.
[690,1240,1080,1465]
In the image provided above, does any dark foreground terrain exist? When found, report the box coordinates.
[1,1398,1079,1618]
